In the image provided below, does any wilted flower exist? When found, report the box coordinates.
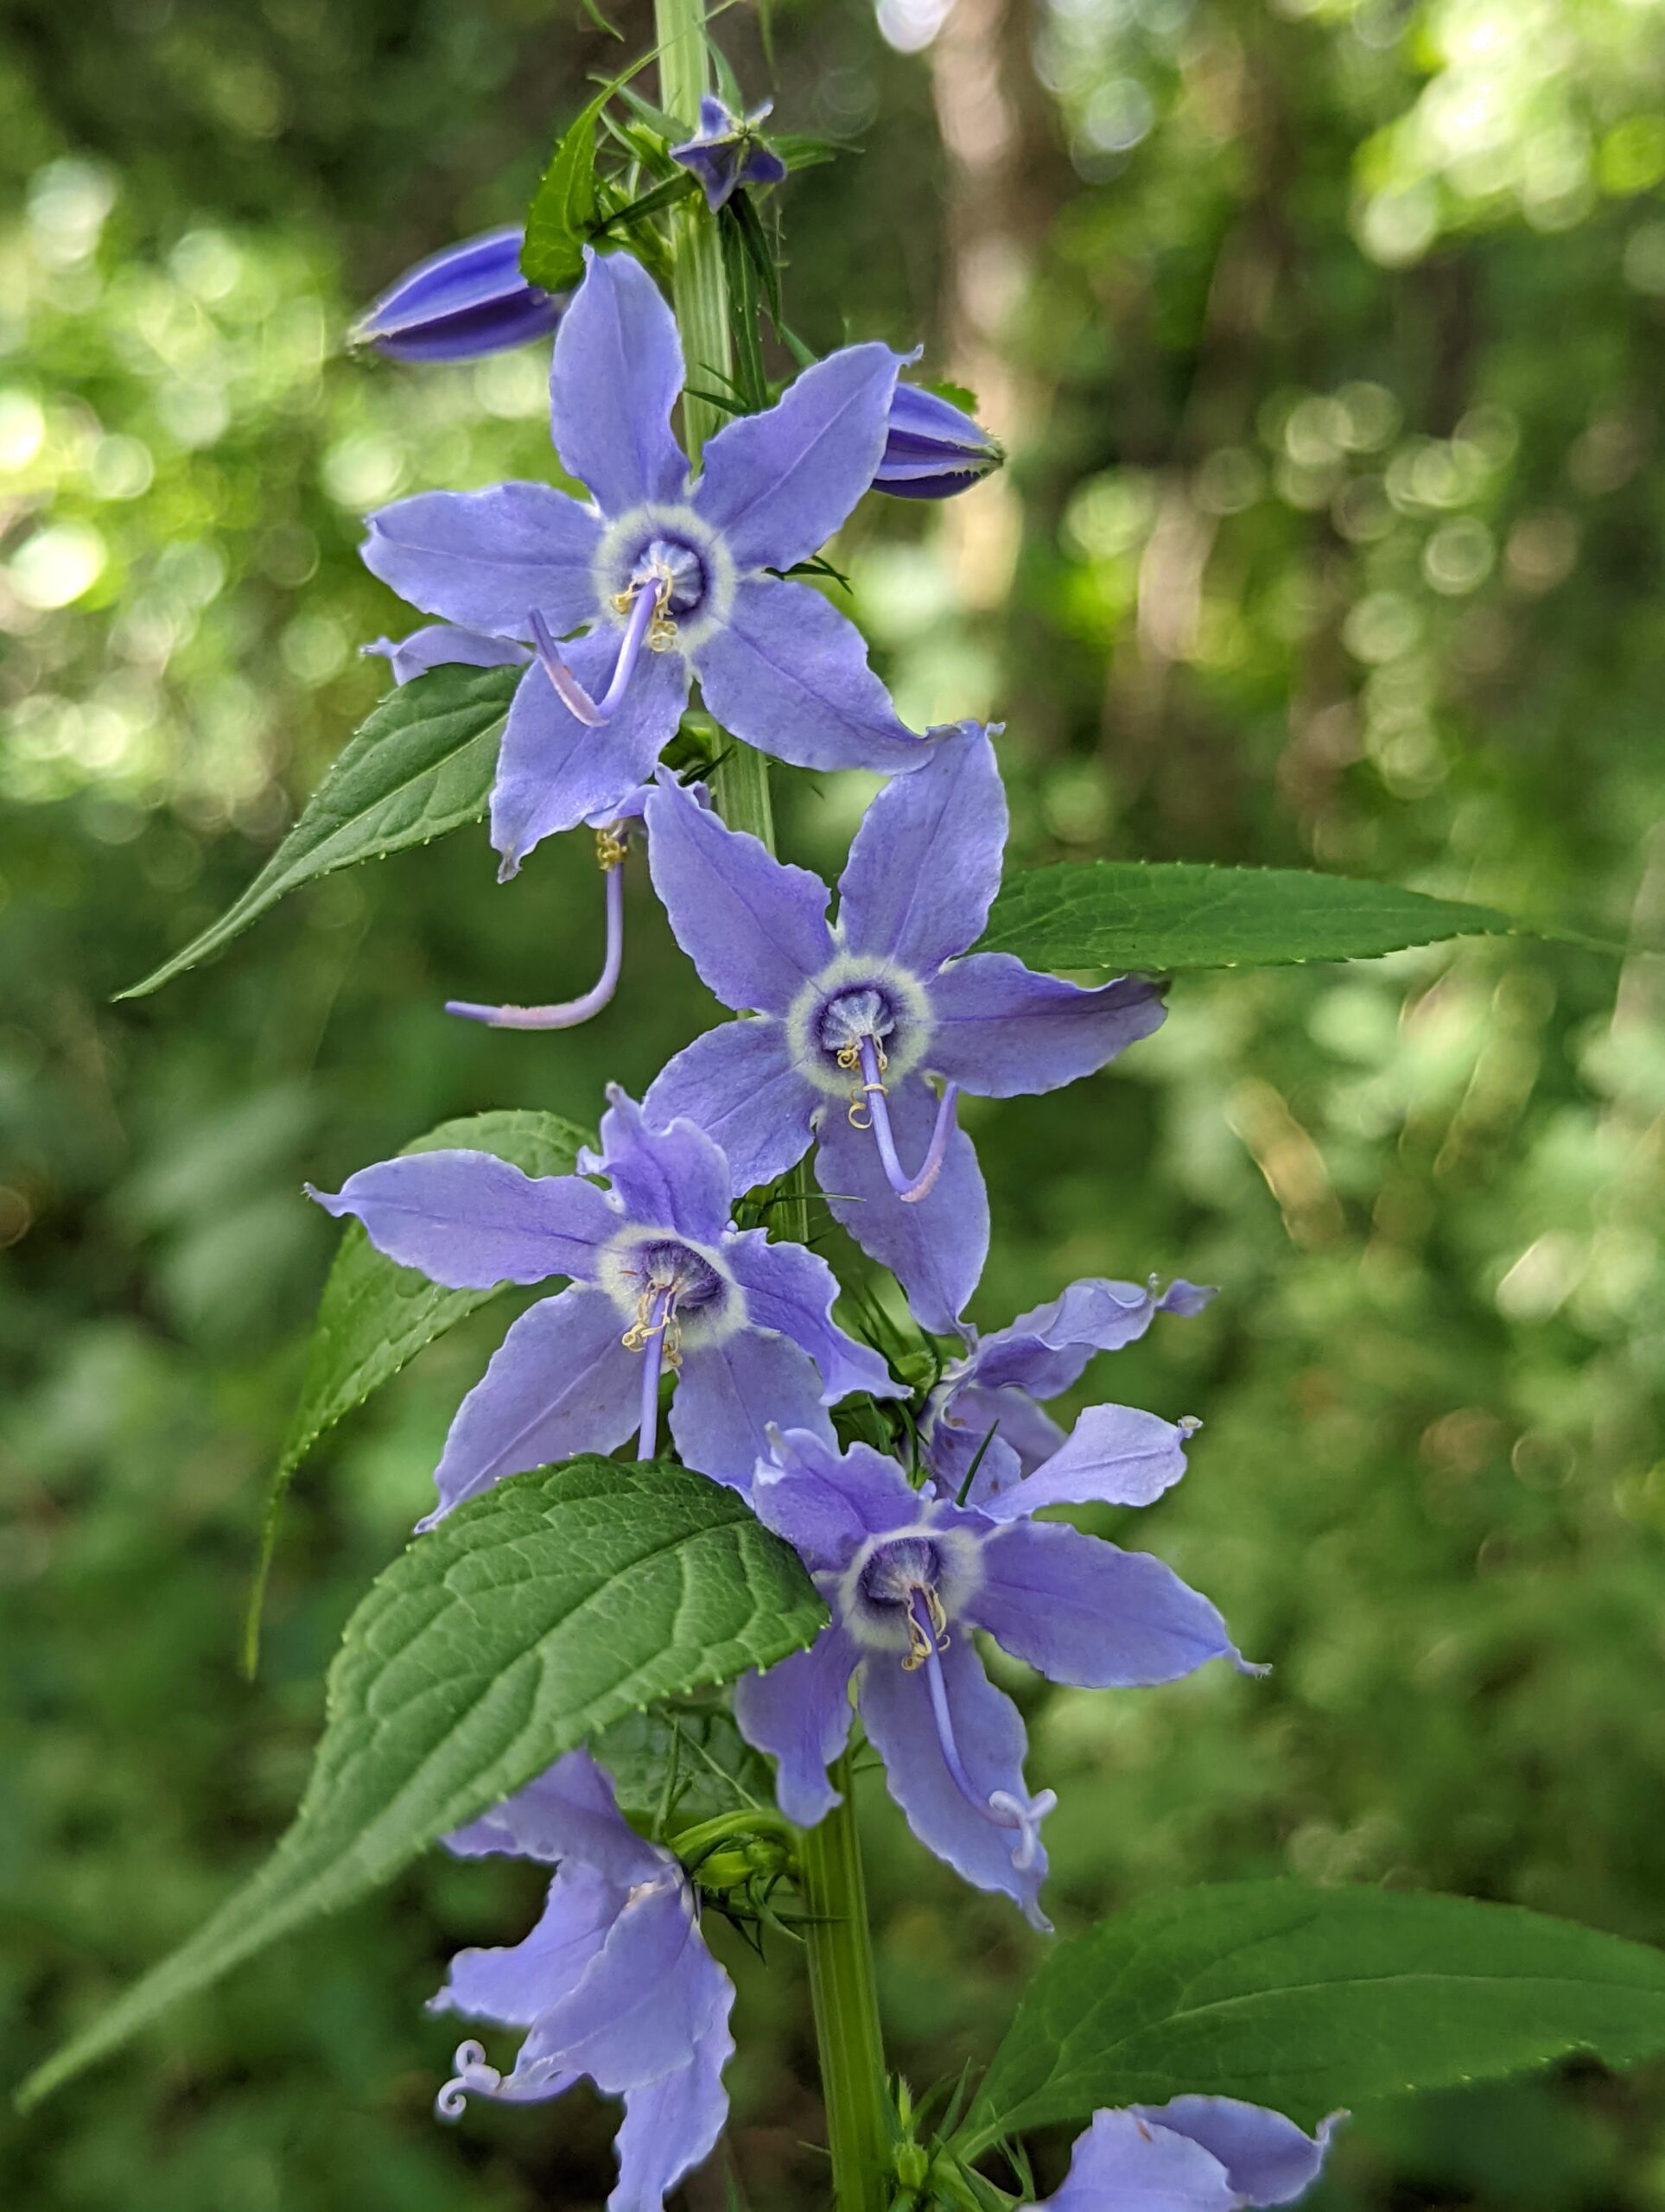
[642,723,1163,1332]
[734,1427,1252,1925]
[1025,2098,1342,2210]
[432,1749,734,2212]
[352,226,564,362]
[670,95,788,213]
[308,1086,896,1517]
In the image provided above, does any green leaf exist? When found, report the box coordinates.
[975,860,1591,974]
[721,206,770,413]
[522,87,610,293]
[772,131,849,173]
[243,1107,590,1674]
[118,664,517,1001]
[956,1880,1665,2151]
[592,1703,772,1834]
[21,1459,824,2109]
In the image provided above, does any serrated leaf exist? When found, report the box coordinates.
[22,1459,825,2109]
[118,664,518,1001]
[244,1108,590,1672]
[975,860,1593,973]
[956,1880,1665,2152]
[593,1703,772,1834]
[522,88,610,293]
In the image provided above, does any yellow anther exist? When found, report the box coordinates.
[594,825,629,871]
[620,1284,683,1367]
[846,1077,887,1130]
[899,1586,949,1672]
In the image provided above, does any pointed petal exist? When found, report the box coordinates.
[857,1637,1050,1928]
[308,1150,616,1287]
[921,1418,1026,1510]
[969,1275,1214,1401]
[365,623,531,685]
[361,485,601,639]
[836,721,1006,971]
[925,955,1166,1096]
[670,1332,835,1489]
[523,1880,732,2094]
[430,1863,619,2029]
[643,1021,817,1195]
[721,1228,900,1402]
[694,577,932,774]
[429,1287,641,1522]
[969,1520,1241,1687]
[975,1404,1195,1522]
[1030,2108,1240,2212]
[748,1431,919,1569]
[931,1380,1069,1496]
[593,1085,734,1237]
[815,1077,988,1337]
[643,773,834,1015]
[492,645,690,876]
[610,2028,734,2212]
[551,248,689,514]
[733,1628,861,1828]
[446,1751,667,1882]
[695,344,904,571]
[1133,2099,1343,2207]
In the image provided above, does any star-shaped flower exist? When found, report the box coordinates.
[670,95,788,213]
[641,723,1165,1333]
[734,1427,1252,1926]
[361,245,931,877]
[308,1086,897,1520]
[431,1749,734,2212]
[1026,2099,1341,2210]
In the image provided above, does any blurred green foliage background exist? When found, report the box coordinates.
[3,0,1662,2205]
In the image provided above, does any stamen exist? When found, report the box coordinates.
[528,584,661,728]
[625,1285,678,1459]
[855,1038,959,1204]
[435,2038,502,2121]
[907,1592,1055,1875]
[447,845,626,1030]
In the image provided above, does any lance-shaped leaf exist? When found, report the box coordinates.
[118,662,518,1000]
[244,1106,590,1673]
[977,860,1608,974]
[21,1458,824,2109]
[955,1879,1665,2153]
[522,88,609,293]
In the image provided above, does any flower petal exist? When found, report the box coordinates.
[748,1430,920,1568]
[856,1636,1050,1929]
[932,1381,1067,1491]
[492,644,690,878]
[695,343,903,572]
[969,1520,1242,1687]
[693,576,932,774]
[428,1286,641,1522]
[522,1879,732,2094]
[969,1276,1213,1400]
[644,772,834,1015]
[975,1404,1195,1522]
[1027,2108,1241,2212]
[814,1076,988,1337]
[361,485,601,639]
[365,623,531,684]
[551,248,689,514]
[308,1149,616,1287]
[354,226,563,363]
[925,955,1166,1096]
[444,1748,668,1884]
[836,721,1007,971]
[733,1627,861,1827]
[721,1228,899,1402]
[1132,2098,1343,2207]
[611,2027,734,2212]
[644,1021,817,1195]
[670,1332,836,1490]
[592,1085,734,1238]
[430,1862,620,2029]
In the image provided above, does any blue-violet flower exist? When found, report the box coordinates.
[432,1748,734,2212]
[361,245,931,877]
[670,96,788,212]
[642,722,1165,1333]
[874,383,1004,499]
[353,226,565,362]
[308,1086,897,1520]
[734,1427,1253,1926]
[1026,2098,1341,2210]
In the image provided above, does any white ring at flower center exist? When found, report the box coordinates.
[836,1514,984,1656]
[785,951,934,1099]
[592,502,737,655]
[595,1222,747,1351]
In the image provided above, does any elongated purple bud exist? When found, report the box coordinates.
[874,383,1004,499]
[352,226,564,363]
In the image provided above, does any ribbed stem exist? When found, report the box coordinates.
[797,1755,893,2212]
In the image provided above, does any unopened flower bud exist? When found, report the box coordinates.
[353,226,564,363]
[874,384,1004,499]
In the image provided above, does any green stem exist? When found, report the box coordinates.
[797,1756,893,2212]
